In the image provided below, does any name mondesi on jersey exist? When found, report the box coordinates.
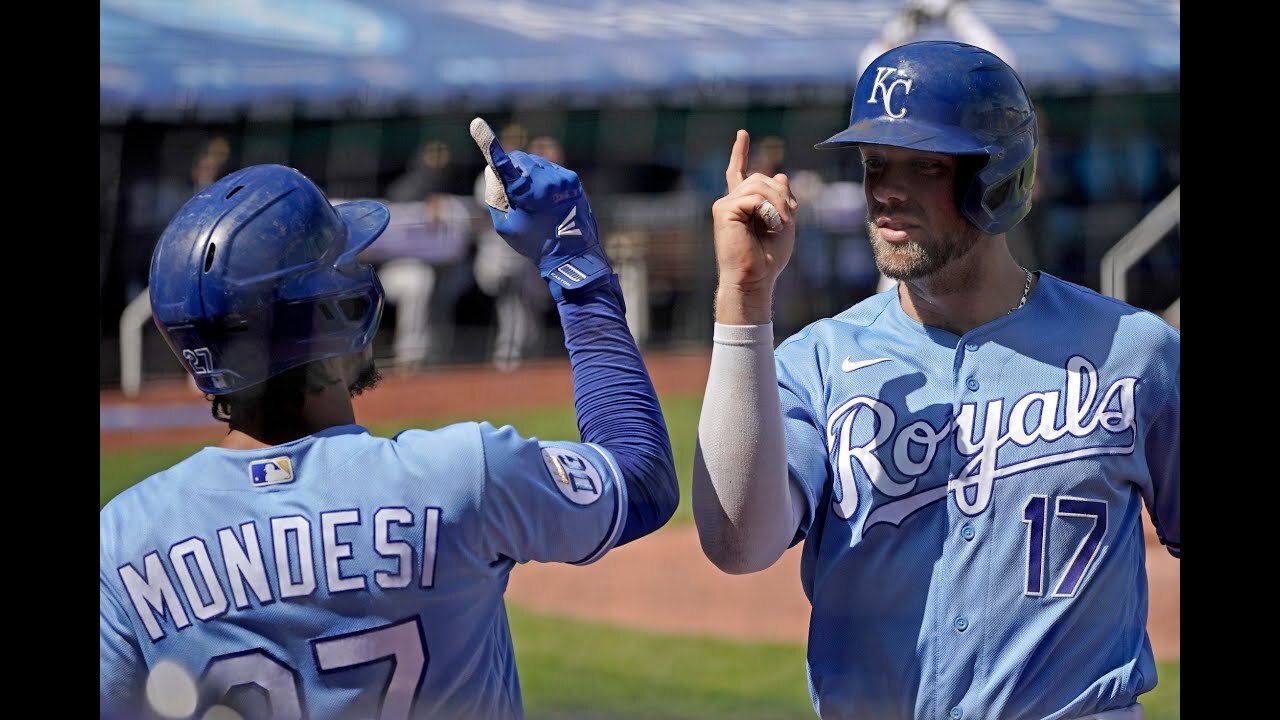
[117,507,444,642]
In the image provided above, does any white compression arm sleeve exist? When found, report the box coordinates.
[692,322,806,574]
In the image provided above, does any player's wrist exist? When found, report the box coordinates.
[548,270,622,304]
[542,244,613,302]
[516,194,610,293]
[714,282,774,325]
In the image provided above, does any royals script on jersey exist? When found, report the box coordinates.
[776,272,1179,720]
[101,422,627,720]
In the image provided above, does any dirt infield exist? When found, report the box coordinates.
[100,350,1178,660]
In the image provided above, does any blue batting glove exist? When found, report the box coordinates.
[470,117,612,301]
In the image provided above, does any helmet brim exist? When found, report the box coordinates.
[814,118,988,155]
[334,200,391,265]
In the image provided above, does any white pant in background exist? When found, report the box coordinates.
[377,259,436,367]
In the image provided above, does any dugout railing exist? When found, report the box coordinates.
[1099,185,1180,326]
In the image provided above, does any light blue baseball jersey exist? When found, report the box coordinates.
[100,421,627,720]
[776,272,1179,720]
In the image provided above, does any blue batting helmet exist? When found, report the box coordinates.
[148,164,389,395]
[816,40,1038,234]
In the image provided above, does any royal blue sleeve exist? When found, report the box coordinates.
[555,275,678,545]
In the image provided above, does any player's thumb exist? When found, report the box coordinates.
[480,165,510,213]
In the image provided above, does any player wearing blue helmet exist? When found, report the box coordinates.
[693,41,1178,720]
[100,118,678,720]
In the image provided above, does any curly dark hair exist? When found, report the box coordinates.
[209,355,382,424]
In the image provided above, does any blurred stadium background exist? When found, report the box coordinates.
[100,0,1179,392]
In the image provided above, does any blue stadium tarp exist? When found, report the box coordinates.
[101,0,1180,117]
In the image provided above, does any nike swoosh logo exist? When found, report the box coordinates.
[841,357,892,373]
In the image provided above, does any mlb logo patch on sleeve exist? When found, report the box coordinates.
[249,457,295,487]
[540,448,602,505]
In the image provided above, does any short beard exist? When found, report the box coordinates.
[867,218,982,281]
[349,359,383,397]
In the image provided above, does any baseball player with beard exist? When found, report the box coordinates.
[692,41,1179,720]
[100,118,677,720]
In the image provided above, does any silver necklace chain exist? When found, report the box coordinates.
[1009,268,1033,314]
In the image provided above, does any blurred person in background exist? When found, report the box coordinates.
[386,139,452,204]
[192,137,232,192]
[745,134,786,178]
[115,136,232,307]
[361,140,472,368]
[819,172,880,305]
[786,169,878,323]
[471,125,557,371]
[101,117,678,718]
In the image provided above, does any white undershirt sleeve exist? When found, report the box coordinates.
[692,322,806,574]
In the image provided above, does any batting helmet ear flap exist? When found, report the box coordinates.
[959,119,1037,234]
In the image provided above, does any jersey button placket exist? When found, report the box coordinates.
[949,706,964,719]
[944,349,982,703]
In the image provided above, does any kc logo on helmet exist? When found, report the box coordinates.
[868,67,913,119]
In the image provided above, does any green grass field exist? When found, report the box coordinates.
[511,607,1180,720]
[100,393,1178,719]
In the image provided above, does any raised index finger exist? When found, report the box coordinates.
[470,117,522,186]
[724,129,750,191]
